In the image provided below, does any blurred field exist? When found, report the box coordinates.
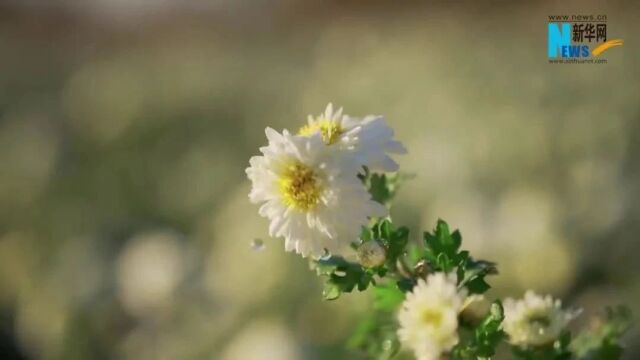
[0,1,639,359]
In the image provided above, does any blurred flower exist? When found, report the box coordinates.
[246,127,386,257]
[397,273,468,360]
[221,318,301,360]
[0,114,59,209]
[63,59,145,143]
[567,159,625,233]
[295,295,367,346]
[157,141,235,216]
[0,232,37,305]
[15,290,67,359]
[116,230,185,318]
[299,103,406,172]
[50,236,106,306]
[503,291,580,347]
[204,184,290,307]
[491,188,576,294]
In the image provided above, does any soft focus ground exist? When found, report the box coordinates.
[0,1,639,359]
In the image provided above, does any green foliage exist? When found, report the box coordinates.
[571,306,633,360]
[423,220,496,295]
[371,219,410,267]
[314,255,379,300]
[316,218,411,300]
[373,282,406,312]
[395,277,417,293]
[423,219,463,272]
[348,313,401,360]
[457,257,498,295]
[453,301,506,359]
[359,167,404,206]
[369,173,394,205]
[511,331,572,360]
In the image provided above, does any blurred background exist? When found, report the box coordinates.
[0,0,639,359]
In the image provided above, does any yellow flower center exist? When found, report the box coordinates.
[298,120,344,145]
[421,308,443,327]
[279,162,322,211]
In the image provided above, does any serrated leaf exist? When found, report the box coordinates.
[475,301,506,356]
[458,258,498,295]
[314,255,374,300]
[436,252,452,272]
[386,226,409,264]
[423,220,466,272]
[450,229,462,251]
[454,301,505,359]
[369,173,392,205]
[466,276,491,294]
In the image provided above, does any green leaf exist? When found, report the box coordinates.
[458,258,498,295]
[386,226,409,265]
[366,219,410,267]
[373,283,405,312]
[423,219,464,271]
[348,312,401,360]
[421,220,498,295]
[358,273,373,291]
[453,301,506,359]
[396,278,415,293]
[360,225,373,242]
[361,170,407,206]
[369,173,392,205]
[379,220,392,241]
[450,229,462,252]
[436,252,453,272]
[322,282,341,300]
[313,256,374,300]
[475,301,506,356]
[571,305,632,359]
[467,276,491,295]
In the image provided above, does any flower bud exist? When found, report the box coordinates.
[357,240,387,267]
[413,259,430,279]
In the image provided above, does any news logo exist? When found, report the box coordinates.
[547,15,623,63]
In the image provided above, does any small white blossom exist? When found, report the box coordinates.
[503,291,580,347]
[246,128,387,258]
[397,273,469,360]
[299,103,406,172]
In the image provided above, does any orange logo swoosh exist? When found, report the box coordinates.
[591,39,624,56]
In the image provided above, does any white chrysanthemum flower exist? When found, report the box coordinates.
[298,103,407,172]
[246,127,387,258]
[503,291,581,347]
[397,273,468,360]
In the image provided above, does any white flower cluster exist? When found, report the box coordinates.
[246,104,405,258]
[503,291,581,347]
[397,279,579,359]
